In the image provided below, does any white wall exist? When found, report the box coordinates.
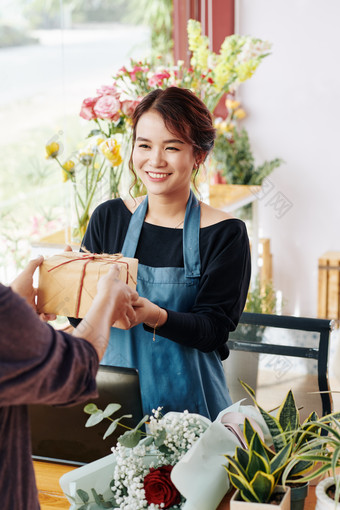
[235,0,340,317]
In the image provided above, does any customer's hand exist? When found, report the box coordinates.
[95,265,139,328]
[73,265,139,359]
[113,296,167,330]
[10,256,56,321]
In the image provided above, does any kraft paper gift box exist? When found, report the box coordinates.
[37,252,138,318]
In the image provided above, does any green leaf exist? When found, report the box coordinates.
[85,410,104,427]
[154,428,167,447]
[103,418,120,439]
[91,488,116,508]
[140,435,154,447]
[235,447,250,470]
[118,429,142,448]
[239,380,256,399]
[270,442,291,475]
[134,414,149,431]
[251,471,275,503]
[76,489,89,503]
[225,453,248,479]
[103,414,133,440]
[84,403,99,415]
[277,390,299,431]
[243,417,256,447]
[247,451,269,480]
[250,431,271,462]
[228,472,253,494]
[158,443,173,455]
[102,403,121,418]
[87,129,102,138]
[239,381,285,450]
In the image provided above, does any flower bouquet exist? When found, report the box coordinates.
[59,401,270,510]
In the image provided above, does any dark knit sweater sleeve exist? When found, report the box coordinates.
[0,284,99,406]
[80,199,251,360]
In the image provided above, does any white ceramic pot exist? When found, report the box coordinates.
[230,486,291,510]
[315,476,340,510]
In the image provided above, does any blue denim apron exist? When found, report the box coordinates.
[101,191,232,420]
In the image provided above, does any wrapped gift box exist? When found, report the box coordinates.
[37,252,138,318]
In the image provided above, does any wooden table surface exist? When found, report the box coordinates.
[33,460,317,509]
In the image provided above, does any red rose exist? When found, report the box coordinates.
[144,465,181,509]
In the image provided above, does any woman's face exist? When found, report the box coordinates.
[132,110,196,199]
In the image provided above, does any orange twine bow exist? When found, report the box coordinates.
[47,251,135,318]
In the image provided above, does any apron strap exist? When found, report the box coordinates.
[183,191,201,278]
[121,196,148,257]
[121,191,201,279]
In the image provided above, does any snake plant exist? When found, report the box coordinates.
[224,417,291,503]
[239,380,324,482]
[224,381,330,503]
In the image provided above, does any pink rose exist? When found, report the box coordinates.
[93,95,121,121]
[144,465,181,509]
[79,97,98,120]
[121,98,141,118]
[96,84,119,98]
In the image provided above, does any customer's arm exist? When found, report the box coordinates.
[10,255,138,360]
[1,258,138,407]
[72,265,138,359]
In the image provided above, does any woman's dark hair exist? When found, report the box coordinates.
[128,87,216,188]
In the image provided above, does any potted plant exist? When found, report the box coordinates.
[224,415,291,509]
[229,381,325,510]
[281,413,340,510]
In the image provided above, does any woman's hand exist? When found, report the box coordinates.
[112,296,167,330]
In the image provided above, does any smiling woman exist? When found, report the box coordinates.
[73,87,252,420]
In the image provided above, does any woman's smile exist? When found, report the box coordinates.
[146,171,172,181]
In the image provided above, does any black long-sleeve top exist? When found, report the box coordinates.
[79,198,251,360]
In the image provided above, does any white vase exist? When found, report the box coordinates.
[315,476,340,510]
[230,486,291,510]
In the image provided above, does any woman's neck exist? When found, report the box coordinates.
[145,190,190,228]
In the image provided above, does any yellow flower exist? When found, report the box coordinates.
[61,160,75,182]
[45,141,60,159]
[63,160,75,172]
[187,19,210,71]
[213,62,234,92]
[100,137,122,167]
[95,137,105,146]
[236,60,258,82]
[225,99,240,110]
[233,108,246,120]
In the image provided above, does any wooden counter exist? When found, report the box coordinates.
[33,460,317,510]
